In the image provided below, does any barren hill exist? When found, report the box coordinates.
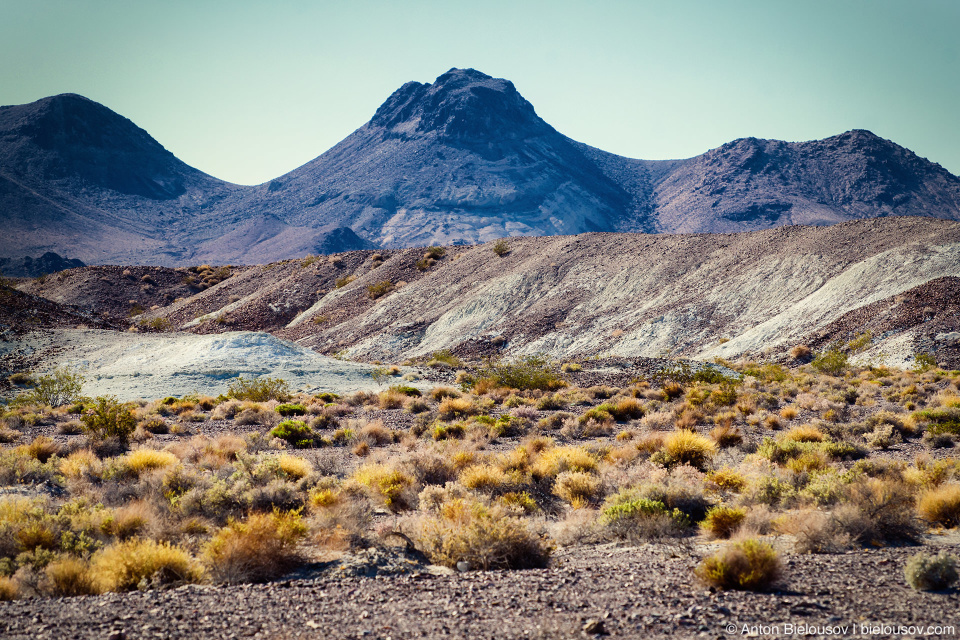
[3,71,960,265]
[20,217,960,371]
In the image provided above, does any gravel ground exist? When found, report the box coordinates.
[2,543,958,640]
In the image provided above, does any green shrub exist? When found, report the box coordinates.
[914,407,960,435]
[696,539,781,591]
[367,281,394,299]
[812,349,848,376]
[269,420,315,449]
[81,396,137,442]
[491,239,510,256]
[425,246,446,259]
[227,375,290,402]
[427,350,463,368]
[15,367,84,407]
[913,353,938,373]
[480,354,564,391]
[389,385,421,397]
[904,551,958,591]
[334,275,356,289]
[276,403,306,417]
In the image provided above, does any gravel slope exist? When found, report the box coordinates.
[2,543,957,639]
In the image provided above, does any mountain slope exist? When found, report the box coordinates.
[40,217,952,369]
[232,68,631,249]
[3,72,960,263]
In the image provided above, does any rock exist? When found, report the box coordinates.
[582,619,606,635]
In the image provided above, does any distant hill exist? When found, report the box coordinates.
[2,70,959,264]
[22,218,960,369]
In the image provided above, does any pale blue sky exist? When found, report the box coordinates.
[3,0,958,185]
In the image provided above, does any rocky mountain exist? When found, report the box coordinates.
[0,252,84,277]
[2,71,960,263]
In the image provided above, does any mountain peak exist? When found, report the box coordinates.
[369,68,552,141]
[0,93,194,200]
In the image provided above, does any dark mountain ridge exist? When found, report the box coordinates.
[2,69,959,263]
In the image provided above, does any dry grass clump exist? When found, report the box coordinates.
[43,555,99,596]
[0,576,19,601]
[18,435,61,463]
[437,397,478,421]
[655,430,716,471]
[412,499,550,570]
[709,424,743,447]
[917,484,960,527]
[701,505,747,539]
[784,424,825,443]
[430,386,461,401]
[275,454,313,480]
[204,510,307,584]
[124,448,179,474]
[707,467,747,493]
[92,538,203,591]
[696,538,781,591]
[530,446,597,479]
[459,464,514,493]
[59,449,102,479]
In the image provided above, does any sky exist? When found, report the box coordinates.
[2,0,958,186]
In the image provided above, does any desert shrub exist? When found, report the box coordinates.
[138,416,168,434]
[352,464,415,510]
[389,384,422,397]
[904,551,958,591]
[92,539,202,592]
[15,366,84,407]
[701,506,747,539]
[81,396,137,442]
[479,354,564,391]
[608,397,644,421]
[430,386,461,401]
[366,281,394,299]
[811,349,848,376]
[42,556,98,596]
[845,477,921,543]
[203,510,307,584]
[915,407,960,436]
[276,403,306,416]
[600,493,688,541]
[776,508,851,554]
[413,499,550,570]
[427,350,463,369]
[653,430,715,471]
[707,467,747,493]
[530,446,597,479]
[696,539,781,591]
[437,397,477,421]
[790,345,812,361]
[923,432,955,449]
[535,394,567,410]
[334,275,356,288]
[553,471,602,508]
[269,420,315,448]
[491,239,510,256]
[913,353,938,373]
[867,424,902,450]
[917,484,960,527]
[227,375,290,402]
